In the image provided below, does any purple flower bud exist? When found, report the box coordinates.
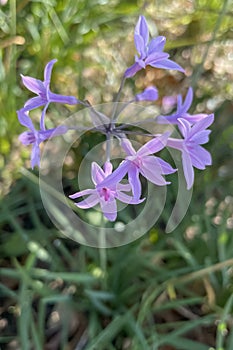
[135,86,158,101]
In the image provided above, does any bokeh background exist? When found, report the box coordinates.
[0,0,233,349]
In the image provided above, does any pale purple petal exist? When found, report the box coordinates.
[128,166,141,200]
[140,157,169,186]
[21,74,45,95]
[40,103,49,131]
[99,198,117,221]
[44,59,57,87]
[19,131,36,145]
[135,16,149,51]
[135,86,158,101]
[190,130,211,144]
[184,113,209,124]
[188,114,214,139]
[145,52,169,65]
[74,194,99,209]
[91,162,105,185]
[124,62,142,78]
[103,161,113,176]
[98,161,130,189]
[153,156,177,174]
[166,137,184,151]
[17,110,35,130]
[48,91,78,105]
[31,142,41,169]
[38,125,68,141]
[148,36,166,54]
[69,189,96,199]
[190,145,212,167]
[151,58,185,73]
[181,87,193,113]
[121,138,136,156]
[24,96,46,110]
[137,132,170,156]
[117,183,131,192]
[116,191,145,204]
[181,150,194,190]
[134,34,146,58]
[177,118,192,138]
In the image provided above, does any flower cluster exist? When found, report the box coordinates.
[17,15,214,221]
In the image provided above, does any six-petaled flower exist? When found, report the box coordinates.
[17,109,68,169]
[124,15,184,78]
[166,114,214,190]
[97,133,176,201]
[69,162,144,221]
[20,59,79,130]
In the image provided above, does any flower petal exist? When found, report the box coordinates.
[116,191,145,204]
[153,156,177,174]
[137,132,170,156]
[91,162,105,185]
[124,62,142,78]
[140,157,169,186]
[135,16,149,53]
[21,75,45,95]
[100,198,117,221]
[121,138,136,156]
[128,165,141,200]
[24,96,46,111]
[135,86,158,101]
[103,161,113,176]
[74,193,99,209]
[188,114,214,139]
[150,58,185,73]
[190,145,212,168]
[181,87,193,114]
[181,150,194,190]
[177,118,192,139]
[31,142,41,169]
[148,36,166,54]
[145,52,169,65]
[17,110,35,130]
[69,189,96,199]
[48,91,78,105]
[98,161,130,189]
[44,59,57,86]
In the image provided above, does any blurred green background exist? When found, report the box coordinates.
[1,0,233,349]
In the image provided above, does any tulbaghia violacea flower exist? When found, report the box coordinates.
[98,132,176,200]
[17,109,68,169]
[20,59,79,130]
[69,162,143,221]
[124,15,184,78]
[166,114,214,190]
[157,87,209,125]
[135,86,158,101]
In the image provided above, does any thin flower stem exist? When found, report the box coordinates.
[105,132,112,162]
[111,76,126,122]
[99,218,107,289]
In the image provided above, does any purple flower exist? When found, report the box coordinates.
[69,162,143,221]
[98,133,176,200]
[17,109,68,169]
[20,59,79,130]
[166,114,214,190]
[124,16,184,78]
[157,87,209,125]
[135,86,158,101]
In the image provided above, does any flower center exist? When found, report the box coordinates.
[99,187,111,202]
